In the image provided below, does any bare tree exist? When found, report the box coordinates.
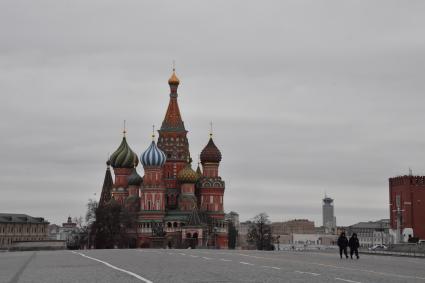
[72,216,84,228]
[247,213,274,250]
[227,221,238,249]
[86,199,98,225]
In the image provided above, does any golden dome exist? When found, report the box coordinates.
[177,162,199,184]
[168,69,180,85]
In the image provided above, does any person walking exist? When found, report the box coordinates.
[337,232,349,259]
[348,233,360,259]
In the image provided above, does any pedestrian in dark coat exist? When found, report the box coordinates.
[348,233,360,259]
[337,232,349,259]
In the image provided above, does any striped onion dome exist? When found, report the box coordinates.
[140,141,166,167]
[177,162,199,184]
[109,137,139,168]
[127,167,143,186]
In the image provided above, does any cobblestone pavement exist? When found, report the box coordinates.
[1,249,424,283]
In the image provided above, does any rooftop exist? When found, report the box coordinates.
[0,213,49,224]
[349,219,390,229]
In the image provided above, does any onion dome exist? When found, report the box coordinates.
[110,137,139,168]
[200,137,222,164]
[177,161,199,184]
[168,69,180,85]
[127,167,143,186]
[140,141,166,167]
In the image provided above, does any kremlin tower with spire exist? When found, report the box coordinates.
[98,69,228,249]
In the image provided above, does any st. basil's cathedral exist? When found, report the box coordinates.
[98,70,228,249]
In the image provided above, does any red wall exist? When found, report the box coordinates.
[389,176,425,239]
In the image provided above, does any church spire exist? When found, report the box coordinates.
[99,160,113,207]
[157,68,191,189]
[160,68,186,132]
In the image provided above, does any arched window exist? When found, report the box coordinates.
[173,222,178,228]
[167,222,172,228]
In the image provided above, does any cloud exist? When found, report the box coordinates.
[1,0,425,226]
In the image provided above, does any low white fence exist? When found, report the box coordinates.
[9,240,66,251]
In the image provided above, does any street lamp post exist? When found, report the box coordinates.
[277,235,280,251]
[214,227,218,249]
[87,227,90,249]
[380,222,384,246]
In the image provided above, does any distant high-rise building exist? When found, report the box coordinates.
[322,196,336,234]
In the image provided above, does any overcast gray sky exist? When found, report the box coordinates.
[1,1,425,226]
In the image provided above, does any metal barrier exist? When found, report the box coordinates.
[361,249,425,258]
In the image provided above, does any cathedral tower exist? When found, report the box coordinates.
[99,160,113,207]
[199,133,225,219]
[157,70,190,192]
[139,134,167,221]
[109,130,138,205]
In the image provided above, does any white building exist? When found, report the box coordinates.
[347,219,392,247]
[48,217,79,246]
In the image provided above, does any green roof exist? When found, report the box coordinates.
[164,215,188,221]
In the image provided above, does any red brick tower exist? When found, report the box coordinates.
[199,134,224,215]
[139,134,167,221]
[109,129,139,205]
[389,175,425,241]
[199,133,227,248]
[157,70,190,196]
